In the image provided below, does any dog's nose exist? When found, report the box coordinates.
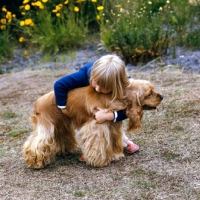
[160,95,164,100]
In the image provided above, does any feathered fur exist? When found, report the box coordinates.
[22,79,163,168]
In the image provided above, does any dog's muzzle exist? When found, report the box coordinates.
[142,95,164,110]
[142,105,157,110]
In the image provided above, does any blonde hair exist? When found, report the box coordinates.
[90,54,130,100]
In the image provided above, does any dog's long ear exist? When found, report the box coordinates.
[125,92,143,132]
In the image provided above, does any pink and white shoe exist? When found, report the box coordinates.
[124,140,139,154]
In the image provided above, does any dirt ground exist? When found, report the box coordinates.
[0,67,200,200]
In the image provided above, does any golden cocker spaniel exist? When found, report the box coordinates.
[22,79,163,168]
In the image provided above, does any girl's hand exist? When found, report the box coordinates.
[94,107,114,123]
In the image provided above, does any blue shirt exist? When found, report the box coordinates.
[54,62,127,122]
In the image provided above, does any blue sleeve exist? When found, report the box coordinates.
[115,110,127,122]
[54,62,93,107]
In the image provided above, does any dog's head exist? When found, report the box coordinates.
[125,79,163,132]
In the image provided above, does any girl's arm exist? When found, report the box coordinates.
[113,110,127,122]
[54,62,93,108]
[95,109,127,123]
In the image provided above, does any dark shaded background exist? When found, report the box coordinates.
[0,0,22,17]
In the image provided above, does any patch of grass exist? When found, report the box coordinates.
[131,168,145,175]
[74,190,86,197]
[175,125,184,131]
[8,129,29,137]
[1,112,18,119]
[0,148,6,159]
[0,69,199,199]
[135,179,157,189]
[162,151,180,161]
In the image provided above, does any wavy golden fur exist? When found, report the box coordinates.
[22,79,163,168]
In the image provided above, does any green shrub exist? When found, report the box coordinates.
[100,0,200,64]
[186,29,200,49]
[0,30,14,62]
[21,8,87,54]
[0,0,200,64]
[16,0,89,54]
[100,1,171,64]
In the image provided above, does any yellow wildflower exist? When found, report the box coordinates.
[64,0,69,4]
[91,0,97,2]
[56,13,61,17]
[2,7,7,12]
[35,1,42,7]
[116,4,122,8]
[8,19,12,23]
[30,21,34,26]
[24,50,29,56]
[25,19,30,25]
[25,18,33,25]
[74,6,79,12]
[39,4,44,9]
[56,5,62,11]
[21,12,26,15]
[20,21,25,26]
[42,0,48,3]
[23,0,30,4]
[12,14,16,18]
[52,9,57,13]
[1,19,6,24]
[97,6,104,11]
[20,6,24,9]
[0,25,6,30]
[25,4,31,10]
[96,15,100,20]
[6,12,12,20]
[19,37,24,42]
[58,4,63,8]
[76,0,86,3]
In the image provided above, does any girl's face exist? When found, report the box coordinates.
[92,80,112,94]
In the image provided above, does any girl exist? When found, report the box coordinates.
[54,55,139,161]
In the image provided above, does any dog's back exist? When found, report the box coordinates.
[66,86,126,127]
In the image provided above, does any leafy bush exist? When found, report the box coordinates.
[16,0,90,54]
[0,30,14,62]
[20,7,87,54]
[100,0,200,63]
[0,0,200,64]
[186,29,200,49]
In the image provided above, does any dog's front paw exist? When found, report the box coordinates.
[111,153,124,161]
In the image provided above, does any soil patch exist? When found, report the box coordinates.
[0,66,200,199]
